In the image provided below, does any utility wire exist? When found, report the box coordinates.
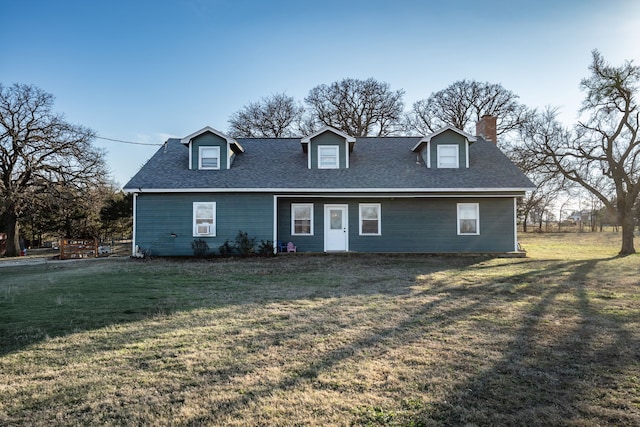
[96,136,163,146]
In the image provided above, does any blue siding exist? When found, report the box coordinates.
[277,197,516,253]
[277,199,325,252]
[135,193,273,256]
[135,193,517,255]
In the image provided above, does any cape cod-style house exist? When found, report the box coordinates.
[123,116,535,255]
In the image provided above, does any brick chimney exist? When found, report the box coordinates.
[476,115,497,144]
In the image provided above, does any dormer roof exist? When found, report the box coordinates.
[411,126,476,152]
[181,126,244,154]
[301,126,356,144]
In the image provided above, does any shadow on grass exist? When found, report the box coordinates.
[410,256,640,426]
[2,254,638,425]
[163,255,638,426]
[0,254,484,356]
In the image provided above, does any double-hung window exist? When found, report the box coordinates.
[193,202,216,236]
[292,203,313,235]
[199,146,220,170]
[437,145,459,168]
[318,146,339,169]
[359,203,381,235]
[457,203,479,235]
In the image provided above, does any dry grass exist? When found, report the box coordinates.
[1,232,639,426]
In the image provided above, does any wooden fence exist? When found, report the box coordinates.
[60,239,98,260]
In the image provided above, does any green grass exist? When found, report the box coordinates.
[1,232,639,426]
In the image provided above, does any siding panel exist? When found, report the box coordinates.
[277,197,515,253]
[136,193,273,256]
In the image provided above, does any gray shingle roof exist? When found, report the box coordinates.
[123,136,535,193]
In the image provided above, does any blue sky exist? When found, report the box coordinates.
[1,0,638,187]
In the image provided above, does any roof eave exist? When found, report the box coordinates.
[301,125,356,143]
[123,186,535,194]
[411,126,477,152]
[180,126,243,152]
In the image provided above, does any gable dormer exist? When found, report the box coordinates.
[181,127,244,170]
[411,126,476,169]
[301,126,356,169]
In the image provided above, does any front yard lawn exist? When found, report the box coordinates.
[1,232,638,426]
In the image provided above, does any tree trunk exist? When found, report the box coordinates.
[619,212,636,256]
[5,211,21,257]
[522,206,531,233]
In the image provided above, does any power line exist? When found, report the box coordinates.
[96,136,163,146]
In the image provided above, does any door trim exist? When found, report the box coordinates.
[324,204,348,252]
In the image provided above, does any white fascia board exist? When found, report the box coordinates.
[181,126,243,152]
[273,194,524,199]
[181,126,225,144]
[131,193,138,255]
[128,187,535,194]
[301,125,356,143]
[345,139,349,168]
[513,197,518,251]
[412,126,477,151]
[411,140,425,152]
[410,140,431,166]
[273,195,278,255]
[465,140,470,168]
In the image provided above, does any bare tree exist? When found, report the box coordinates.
[506,107,571,232]
[305,78,405,137]
[407,80,532,136]
[228,93,304,138]
[0,83,107,256]
[520,175,567,232]
[536,51,640,255]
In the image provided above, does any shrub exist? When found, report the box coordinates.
[218,239,234,257]
[191,239,209,257]
[257,240,275,256]
[234,230,256,257]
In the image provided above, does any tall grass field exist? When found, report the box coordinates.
[1,232,638,426]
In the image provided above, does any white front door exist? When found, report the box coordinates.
[324,204,348,251]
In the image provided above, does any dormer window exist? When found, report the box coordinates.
[301,126,355,169]
[182,127,244,170]
[437,145,459,168]
[411,126,475,169]
[318,146,339,169]
[199,146,220,170]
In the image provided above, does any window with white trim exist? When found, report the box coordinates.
[199,146,221,170]
[193,202,216,236]
[437,144,459,168]
[318,145,339,169]
[457,203,479,235]
[359,203,381,235]
[292,203,313,235]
